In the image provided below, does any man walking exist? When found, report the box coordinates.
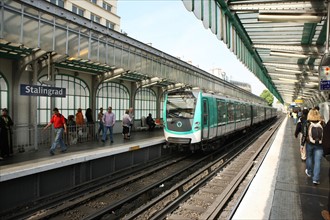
[43,108,68,155]
[102,106,116,143]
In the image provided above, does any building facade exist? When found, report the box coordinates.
[49,0,120,31]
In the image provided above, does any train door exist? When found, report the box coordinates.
[217,99,227,136]
[202,98,209,140]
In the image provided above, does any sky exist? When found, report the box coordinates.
[117,0,267,96]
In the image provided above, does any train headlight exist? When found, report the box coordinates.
[194,121,200,130]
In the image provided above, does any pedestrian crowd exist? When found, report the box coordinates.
[41,106,157,153]
[293,106,330,220]
[0,106,161,160]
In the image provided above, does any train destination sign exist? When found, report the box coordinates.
[20,84,66,97]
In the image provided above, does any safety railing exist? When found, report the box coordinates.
[11,123,98,152]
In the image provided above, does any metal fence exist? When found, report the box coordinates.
[12,123,98,152]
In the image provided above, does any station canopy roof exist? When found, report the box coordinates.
[183,0,329,105]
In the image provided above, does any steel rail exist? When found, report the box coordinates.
[122,118,279,220]
[83,120,273,220]
[202,118,283,219]
[2,154,181,220]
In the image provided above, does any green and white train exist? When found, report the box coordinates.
[163,90,277,151]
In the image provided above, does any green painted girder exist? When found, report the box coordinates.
[56,62,107,75]
[214,0,284,103]
[0,43,33,60]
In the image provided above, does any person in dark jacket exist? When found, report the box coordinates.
[0,108,14,159]
[295,108,309,161]
[146,113,156,131]
[321,118,330,220]
[85,108,94,140]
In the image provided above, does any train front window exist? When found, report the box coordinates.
[166,92,196,119]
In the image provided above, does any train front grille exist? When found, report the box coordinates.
[167,137,191,145]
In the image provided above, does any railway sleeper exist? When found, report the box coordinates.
[181,204,205,213]
[167,215,191,220]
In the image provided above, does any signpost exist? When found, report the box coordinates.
[319,55,330,91]
[20,84,66,97]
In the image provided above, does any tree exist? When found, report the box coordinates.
[260,90,274,106]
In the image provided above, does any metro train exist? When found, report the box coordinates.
[163,90,277,151]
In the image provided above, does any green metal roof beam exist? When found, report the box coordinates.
[214,0,284,103]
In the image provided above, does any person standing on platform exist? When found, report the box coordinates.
[128,107,134,137]
[97,107,104,139]
[297,109,302,119]
[102,106,115,144]
[43,108,67,155]
[122,109,132,140]
[0,108,14,160]
[292,111,298,124]
[295,108,309,161]
[85,108,94,140]
[75,108,84,126]
[67,115,77,145]
[303,109,324,185]
[321,117,330,220]
[75,108,84,141]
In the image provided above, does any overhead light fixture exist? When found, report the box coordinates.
[258,14,322,23]
[275,68,303,74]
[141,81,159,88]
[270,51,309,59]
[103,74,122,82]
[167,86,185,92]
[276,78,299,82]
[113,68,125,75]
[305,82,319,86]
[166,83,186,92]
[103,68,127,82]
[269,73,297,78]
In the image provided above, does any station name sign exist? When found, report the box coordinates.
[320,80,330,91]
[20,84,66,97]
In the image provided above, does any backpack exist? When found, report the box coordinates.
[307,121,323,145]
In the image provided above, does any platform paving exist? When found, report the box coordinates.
[233,116,329,220]
[0,128,164,168]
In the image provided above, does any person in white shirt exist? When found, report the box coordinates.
[122,109,132,139]
[102,106,116,143]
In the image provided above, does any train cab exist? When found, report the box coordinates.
[163,90,202,147]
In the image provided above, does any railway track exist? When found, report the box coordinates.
[3,118,281,220]
[6,149,223,219]
[1,154,181,220]
[123,117,282,220]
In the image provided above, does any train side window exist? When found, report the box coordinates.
[253,106,257,118]
[228,102,234,123]
[247,104,251,119]
[241,104,245,120]
[235,103,240,122]
[203,100,208,125]
[217,100,227,124]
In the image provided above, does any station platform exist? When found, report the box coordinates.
[233,116,329,220]
[0,129,165,182]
